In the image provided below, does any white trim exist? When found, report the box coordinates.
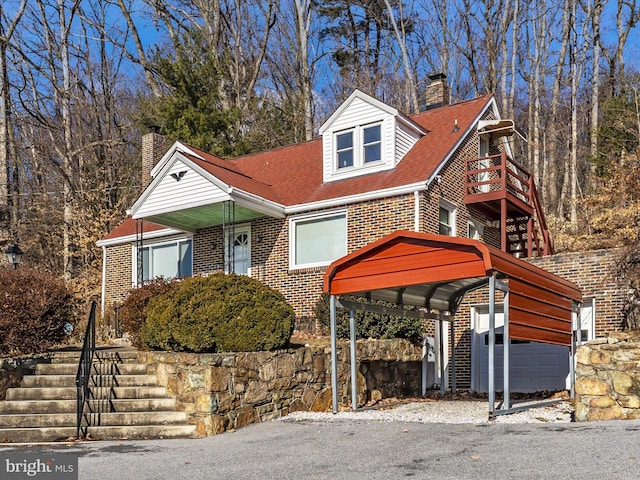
[425,97,499,190]
[413,191,420,232]
[286,181,427,214]
[96,227,184,248]
[467,220,483,240]
[320,89,426,136]
[289,209,347,270]
[320,90,398,135]
[149,141,205,178]
[228,188,285,218]
[131,152,232,218]
[100,246,107,316]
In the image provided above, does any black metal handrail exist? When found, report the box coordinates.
[75,300,97,438]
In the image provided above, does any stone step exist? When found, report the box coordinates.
[49,350,139,364]
[85,424,197,441]
[0,411,188,429]
[21,374,158,388]
[0,413,76,428]
[0,398,178,414]
[0,427,78,443]
[0,424,196,443]
[6,385,168,401]
[36,363,148,376]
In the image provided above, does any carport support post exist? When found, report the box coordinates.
[488,274,496,417]
[450,320,456,393]
[350,309,358,410]
[570,302,579,398]
[439,321,445,395]
[330,295,339,414]
[503,288,510,411]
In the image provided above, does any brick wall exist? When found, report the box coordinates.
[102,110,502,331]
[527,248,625,335]
[104,243,133,307]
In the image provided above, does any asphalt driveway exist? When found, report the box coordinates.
[2,416,640,479]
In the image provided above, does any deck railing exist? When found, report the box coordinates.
[464,152,531,206]
[464,152,553,256]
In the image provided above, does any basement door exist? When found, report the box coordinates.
[471,305,570,393]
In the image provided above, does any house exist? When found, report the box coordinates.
[98,75,618,393]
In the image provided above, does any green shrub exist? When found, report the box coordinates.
[315,293,424,340]
[0,267,75,355]
[117,278,179,348]
[142,273,295,352]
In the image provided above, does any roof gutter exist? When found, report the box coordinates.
[285,181,428,214]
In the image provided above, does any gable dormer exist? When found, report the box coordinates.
[319,90,427,183]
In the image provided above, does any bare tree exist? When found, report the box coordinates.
[0,0,27,240]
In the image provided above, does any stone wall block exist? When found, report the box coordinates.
[195,393,218,413]
[617,395,640,409]
[259,359,277,382]
[576,346,590,366]
[587,404,624,421]
[311,387,332,412]
[611,371,633,396]
[588,396,616,408]
[244,380,270,405]
[589,350,611,365]
[234,406,257,429]
[575,377,610,396]
[205,367,230,392]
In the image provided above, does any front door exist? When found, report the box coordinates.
[225,225,251,275]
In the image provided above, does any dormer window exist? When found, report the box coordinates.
[320,89,426,183]
[335,123,382,170]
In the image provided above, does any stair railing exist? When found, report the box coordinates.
[75,300,97,438]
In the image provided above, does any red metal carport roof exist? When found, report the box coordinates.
[324,231,582,346]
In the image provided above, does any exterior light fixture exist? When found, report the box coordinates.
[5,244,23,269]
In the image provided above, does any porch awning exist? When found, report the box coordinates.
[477,119,527,142]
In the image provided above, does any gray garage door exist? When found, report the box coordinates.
[471,306,570,393]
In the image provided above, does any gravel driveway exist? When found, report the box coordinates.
[285,397,573,425]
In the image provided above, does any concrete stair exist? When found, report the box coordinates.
[0,348,197,443]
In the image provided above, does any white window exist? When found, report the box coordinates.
[137,238,192,283]
[336,130,354,168]
[363,124,382,163]
[468,221,482,240]
[290,211,347,269]
[335,123,382,170]
[438,200,456,236]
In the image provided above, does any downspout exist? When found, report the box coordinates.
[100,245,107,317]
[414,190,420,232]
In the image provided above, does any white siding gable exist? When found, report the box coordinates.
[133,156,229,219]
[320,90,424,183]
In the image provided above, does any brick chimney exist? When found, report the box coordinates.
[425,73,450,109]
[141,128,167,190]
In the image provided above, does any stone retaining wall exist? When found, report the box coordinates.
[575,333,640,421]
[137,339,422,436]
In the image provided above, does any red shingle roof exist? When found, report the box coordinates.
[101,94,492,242]
[179,95,492,206]
[100,217,168,241]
